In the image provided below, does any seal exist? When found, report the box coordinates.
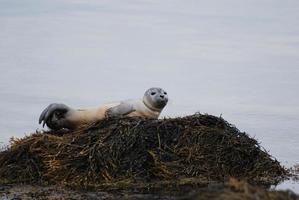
[39,87,168,130]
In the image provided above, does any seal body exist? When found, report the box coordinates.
[39,87,168,130]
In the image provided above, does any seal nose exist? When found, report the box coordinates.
[160,95,164,99]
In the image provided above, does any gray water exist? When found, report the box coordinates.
[1,0,299,192]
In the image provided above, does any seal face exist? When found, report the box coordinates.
[143,87,168,111]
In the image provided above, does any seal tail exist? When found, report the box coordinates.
[39,103,71,130]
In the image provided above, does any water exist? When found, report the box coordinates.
[1,0,299,192]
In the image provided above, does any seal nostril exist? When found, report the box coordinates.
[160,95,164,98]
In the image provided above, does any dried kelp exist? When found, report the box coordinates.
[0,114,287,191]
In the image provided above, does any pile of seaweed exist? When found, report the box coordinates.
[0,114,287,191]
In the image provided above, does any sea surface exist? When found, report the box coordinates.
[0,0,299,192]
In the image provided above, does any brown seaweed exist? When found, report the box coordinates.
[0,114,287,191]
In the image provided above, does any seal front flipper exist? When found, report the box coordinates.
[105,102,135,117]
[39,103,72,130]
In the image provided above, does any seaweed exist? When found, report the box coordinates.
[0,114,287,191]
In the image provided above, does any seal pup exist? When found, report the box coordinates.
[39,87,168,130]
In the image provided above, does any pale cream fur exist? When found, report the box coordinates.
[64,100,160,129]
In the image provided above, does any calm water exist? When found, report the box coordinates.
[1,0,299,192]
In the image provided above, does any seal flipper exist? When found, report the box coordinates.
[105,102,135,117]
[39,103,71,130]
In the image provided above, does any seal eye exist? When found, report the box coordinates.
[164,92,167,95]
[151,92,156,95]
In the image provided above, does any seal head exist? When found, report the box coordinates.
[143,87,168,112]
